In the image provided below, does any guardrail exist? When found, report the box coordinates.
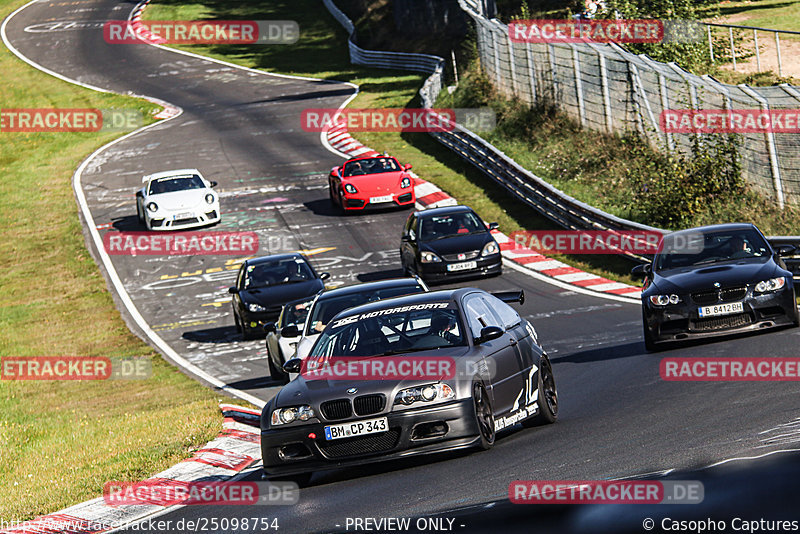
[322,0,800,272]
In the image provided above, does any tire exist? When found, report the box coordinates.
[643,324,657,352]
[234,311,242,334]
[471,381,495,450]
[136,200,144,225]
[267,348,289,385]
[523,356,558,427]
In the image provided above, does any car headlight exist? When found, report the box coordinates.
[755,277,786,293]
[147,202,158,212]
[401,176,411,188]
[420,251,441,263]
[205,193,215,204]
[481,241,500,256]
[248,303,266,312]
[394,383,454,406]
[649,294,681,306]
[270,405,315,426]
[343,183,357,194]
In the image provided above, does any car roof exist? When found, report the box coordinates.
[143,168,203,182]
[316,278,423,300]
[344,155,397,164]
[413,205,471,218]
[245,253,307,266]
[670,223,757,236]
[329,287,478,322]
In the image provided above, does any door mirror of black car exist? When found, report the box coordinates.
[228,286,238,294]
[281,325,300,338]
[775,245,797,257]
[488,222,499,230]
[263,322,276,333]
[283,358,302,374]
[475,325,504,344]
[320,272,331,280]
[209,180,218,188]
[631,263,652,276]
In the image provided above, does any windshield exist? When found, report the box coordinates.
[148,175,205,194]
[243,258,314,290]
[305,284,425,335]
[419,212,485,242]
[655,228,770,271]
[343,157,400,177]
[309,303,465,359]
[280,298,313,328]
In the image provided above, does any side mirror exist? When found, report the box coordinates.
[281,325,300,338]
[776,245,797,257]
[488,222,499,230]
[401,234,410,242]
[283,358,302,374]
[475,325,504,344]
[319,272,330,280]
[263,322,276,333]
[631,263,652,276]
[228,287,238,294]
[404,164,412,171]
[209,180,218,188]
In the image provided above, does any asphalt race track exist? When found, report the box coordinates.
[5,1,800,532]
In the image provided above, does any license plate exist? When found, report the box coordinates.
[173,212,194,220]
[324,417,388,440]
[369,195,393,204]
[447,260,478,272]
[698,301,744,318]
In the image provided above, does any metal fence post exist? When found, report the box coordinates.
[598,49,613,132]
[658,73,674,150]
[775,32,783,77]
[739,84,785,209]
[507,34,518,95]
[708,25,715,62]
[729,26,737,70]
[492,26,501,86]
[754,30,761,72]
[525,42,537,103]
[572,45,586,127]
[548,43,558,103]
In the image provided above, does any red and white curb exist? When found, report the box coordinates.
[0,405,261,534]
[324,127,642,300]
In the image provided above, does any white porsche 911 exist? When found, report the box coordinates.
[136,169,221,230]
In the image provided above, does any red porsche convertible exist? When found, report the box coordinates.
[328,155,416,212]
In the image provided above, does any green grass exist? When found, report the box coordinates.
[143,0,645,286]
[700,0,800,37]
[0,0,224,520]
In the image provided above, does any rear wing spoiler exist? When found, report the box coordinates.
[492,290,525,305]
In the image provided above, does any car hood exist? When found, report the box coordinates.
[345,171,408,194]
[240,280,323,306]
[420,232,493,256]
[652,259,779,293]
[274,346,472,407]
[148,189,212,210]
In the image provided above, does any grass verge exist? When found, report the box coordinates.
[143,0,644,286]
[0,0,224,520]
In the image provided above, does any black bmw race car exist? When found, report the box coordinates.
[260,288,557,484]
[633,223,799,351]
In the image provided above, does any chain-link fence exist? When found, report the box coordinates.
[463,3,800,208]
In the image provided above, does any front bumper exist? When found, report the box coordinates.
[417,254,503,283]
[644,287,798,344]
[341,191,415,211]
[240,309,282,333]
[146,206,221,230]
[261,398,479,477]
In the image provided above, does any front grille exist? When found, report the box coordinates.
[690,313,751,332]
[205,210,218,219]
[442,250,480,262]
[150,219,164,227]
[346,199,365,208]
[353,394,385,416]
[692,286,747,305]
[397,193,413,203]
[317,429,400,458]
[320,399,352,420]
[171,217,199,226]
